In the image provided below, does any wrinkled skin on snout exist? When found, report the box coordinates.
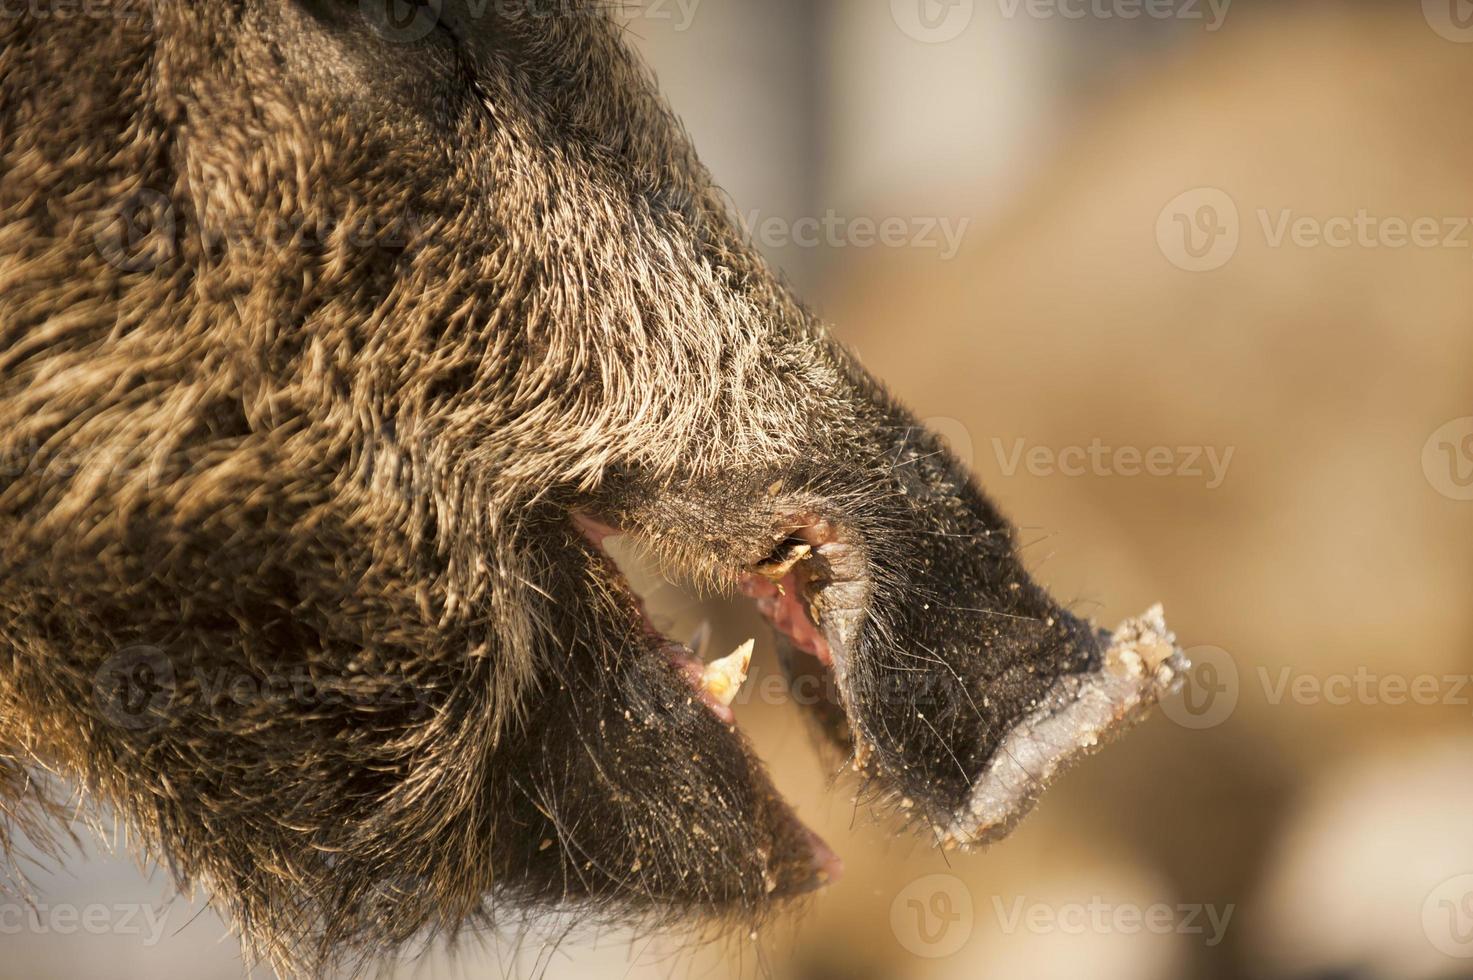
[0,0,1105,973]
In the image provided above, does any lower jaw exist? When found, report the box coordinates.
[572,510,855,885]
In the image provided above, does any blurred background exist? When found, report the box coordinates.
[9,1,1473,977]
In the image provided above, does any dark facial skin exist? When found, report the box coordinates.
[0,1,1108,974]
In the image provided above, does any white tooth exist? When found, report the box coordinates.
[687,619,713,661]
[701,639,754,707]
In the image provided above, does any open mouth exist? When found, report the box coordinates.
[571,508,1189,888]
[736,518,870,754]
[573,511,864,885]
[574,513,865,717]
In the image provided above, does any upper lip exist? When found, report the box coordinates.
[736,516,872,753]
[732,519,1194,851]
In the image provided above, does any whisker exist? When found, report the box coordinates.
[936,603,1042,622]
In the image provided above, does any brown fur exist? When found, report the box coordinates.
[2,2,1107,974]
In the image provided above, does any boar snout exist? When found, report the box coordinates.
[580,409,1186,871]
[721,418,1182,847]
[832,424,1188,845]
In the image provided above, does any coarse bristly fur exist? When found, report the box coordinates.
[0,1,1146,975]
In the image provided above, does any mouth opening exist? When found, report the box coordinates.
[574,512,867,737]
[571,511,863,888]
[571,508,1189,869]
[735,521,871,756]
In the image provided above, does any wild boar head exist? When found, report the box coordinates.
[0,0,1184,973]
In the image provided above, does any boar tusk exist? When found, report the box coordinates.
[701,639,755,707]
